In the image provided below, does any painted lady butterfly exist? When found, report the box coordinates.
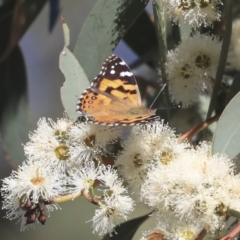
[77,55,160,126]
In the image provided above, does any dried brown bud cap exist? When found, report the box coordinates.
[38,213,47,225]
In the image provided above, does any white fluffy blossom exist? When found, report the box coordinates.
[68,161,100,196]
[116,121,189,196]
[1,161,64,203]
[68,123,121,164]
[159,0,222,29]
[1,161,62,230]
[92,192,134,237]
[68,163,134,236]
[166,33,221,107]
[24,118,73,173]
[92,165,134,236]
[91,199,125,236]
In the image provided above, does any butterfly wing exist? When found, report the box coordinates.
[77,55,159,125]
[92,55,141,104]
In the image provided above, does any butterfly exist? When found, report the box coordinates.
[77,55,160,126]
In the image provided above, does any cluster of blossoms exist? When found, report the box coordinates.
[1,117,240,239]
[165,33,222,107]
[116,123,240,239]
[1,118,134,236]
[157,0,227,108]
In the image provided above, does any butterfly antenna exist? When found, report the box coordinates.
[150,83,167,109]
[155,105,181,110]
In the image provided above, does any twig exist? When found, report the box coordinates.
[178,113,221,142]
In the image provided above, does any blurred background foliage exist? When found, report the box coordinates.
[1,0,240,239]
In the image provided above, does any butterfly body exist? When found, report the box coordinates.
[77,55,159,126]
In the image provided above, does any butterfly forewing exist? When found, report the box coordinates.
[91,55,141,104]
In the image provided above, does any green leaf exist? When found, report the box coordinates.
[74,0,149,81]
[102,213,150,240]
[212,92,240,159]
[59,20,89,121]
[153,1,167,72]
[0,0,47,62]
[152,1,170,120]
[206,0,232,119]
[0,46,29,165]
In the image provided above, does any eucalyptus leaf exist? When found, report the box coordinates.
[152,1,170,120]
[102,213,150,240]
[0,46,29,165]
[212,92,240,159]
[74,0,149,82]
[153,1,167,72]
[60,20,89,121]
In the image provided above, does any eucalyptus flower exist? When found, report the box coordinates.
[24,118,73,173]
[160,0,222,29]
[166,33,221,107]
[1,161,63,230]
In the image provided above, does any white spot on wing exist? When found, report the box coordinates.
[110,70,115,74]
[119,61,125,65]
[120,71,133,77]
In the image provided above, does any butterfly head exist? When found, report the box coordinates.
[129,107,156,116]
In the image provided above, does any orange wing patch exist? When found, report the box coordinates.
[98,78,139,104]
